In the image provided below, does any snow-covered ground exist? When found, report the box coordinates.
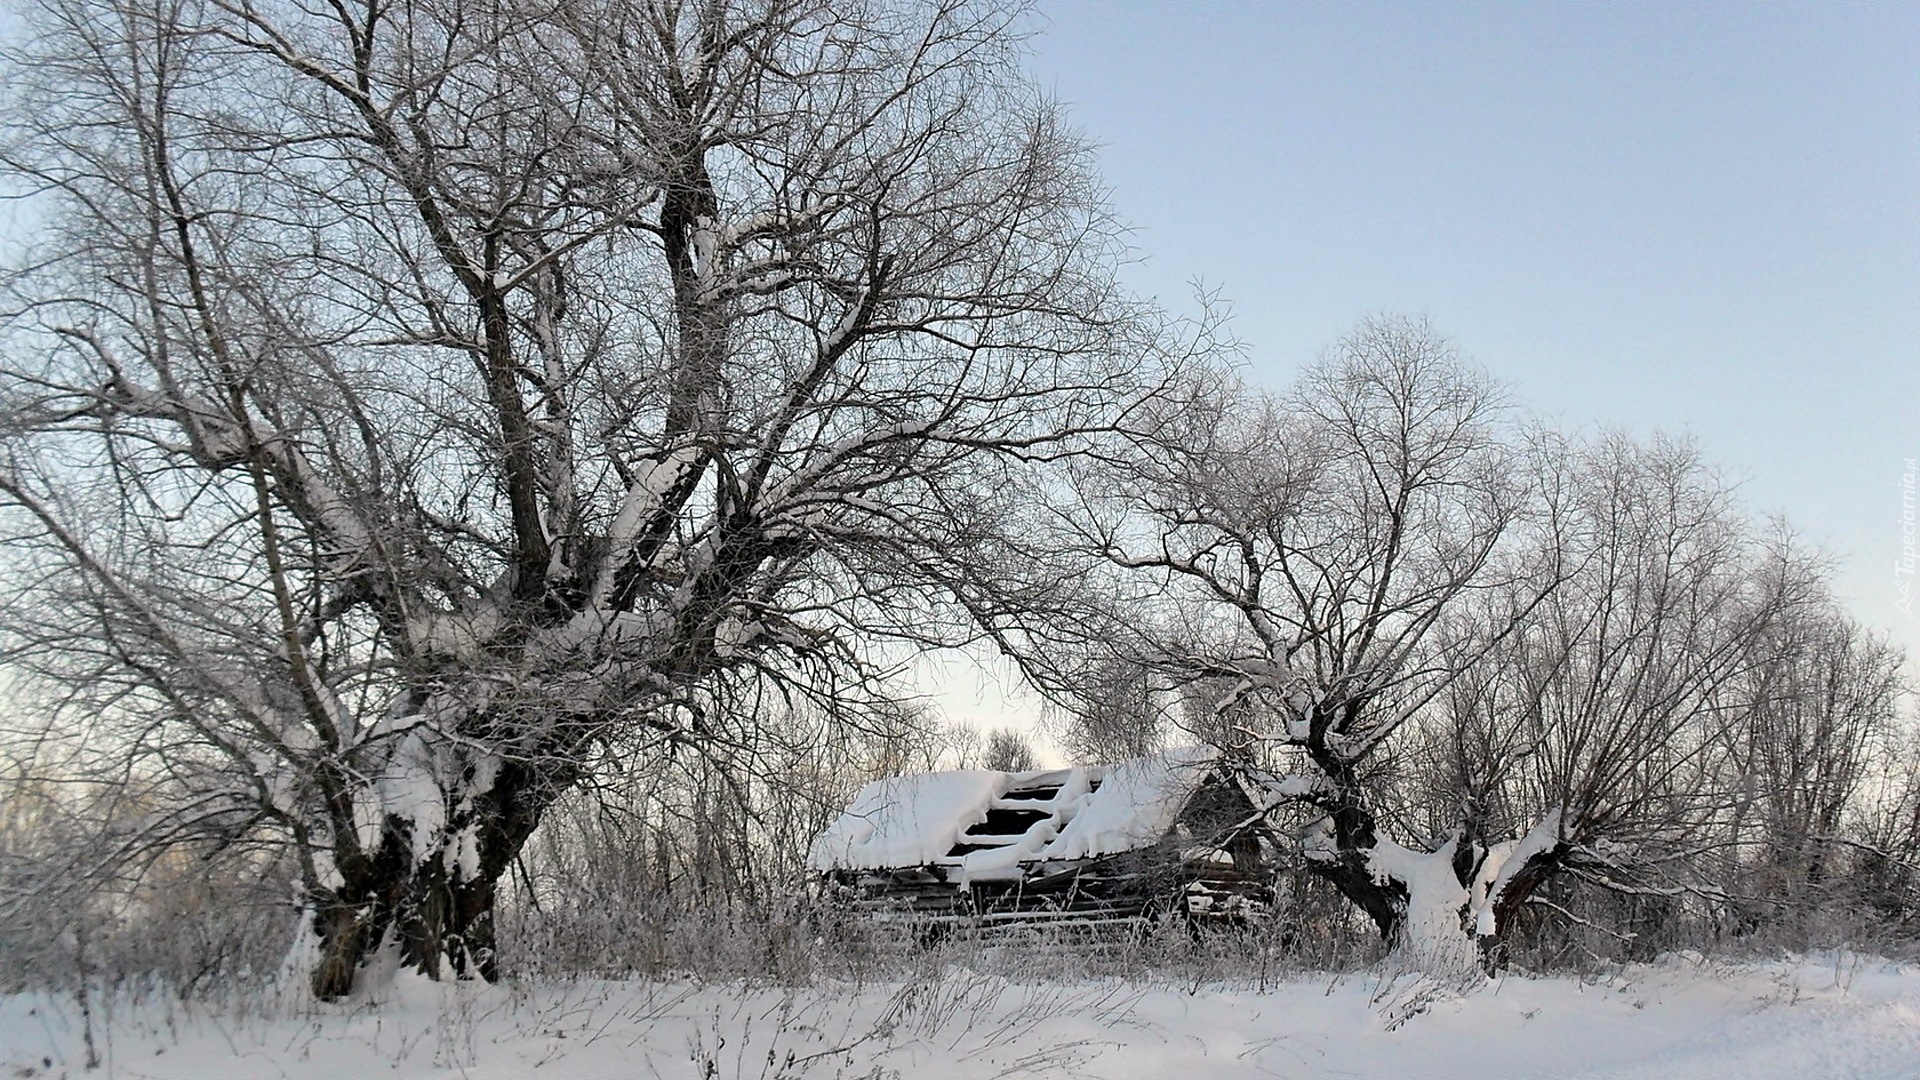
[4,954,1917,1079]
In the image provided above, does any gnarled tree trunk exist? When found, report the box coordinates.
[306,756,566,999]
[1303,796,1570,978]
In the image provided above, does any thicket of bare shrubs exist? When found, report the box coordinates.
[3,691,1913,1000]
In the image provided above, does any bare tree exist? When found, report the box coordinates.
[0,0,1175,996]
[1421,435,1812,967]
[1853,723,1920,933]
[1054,653,1171,764]
[1719,594,1907,927]
[1071,317,1536,972]
[1073,319,1890,975]
[981,727,1037,772]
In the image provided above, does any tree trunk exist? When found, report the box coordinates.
[1305,801,1570,979]
[307,861,501,999]
[306,756,563,999]
[1303,798,1410,943]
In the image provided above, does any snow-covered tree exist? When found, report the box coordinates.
[1420,434,1815,968]
[1070,318,1532,973]
[0,0,1177,996]
[1074,319,1838,975]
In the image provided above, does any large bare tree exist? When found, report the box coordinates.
[1418,434,1817,967]
[1071,321,1841,975]
[0,0,1174,996]
[1067,318,1536,972]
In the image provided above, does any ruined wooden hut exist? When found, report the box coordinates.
[808,747,1281,929]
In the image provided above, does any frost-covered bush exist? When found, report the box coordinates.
[0,759,296,997]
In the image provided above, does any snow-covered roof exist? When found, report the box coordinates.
[808,746,1220,876]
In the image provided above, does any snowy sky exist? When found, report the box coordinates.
[1022,0,1919,662]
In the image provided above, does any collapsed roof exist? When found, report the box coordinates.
[807,746,1221,882]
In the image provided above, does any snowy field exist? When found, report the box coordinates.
[4,955,1917,1080]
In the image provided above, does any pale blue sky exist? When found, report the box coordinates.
[0,2,1912,738]
[1025,0,1920,661]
